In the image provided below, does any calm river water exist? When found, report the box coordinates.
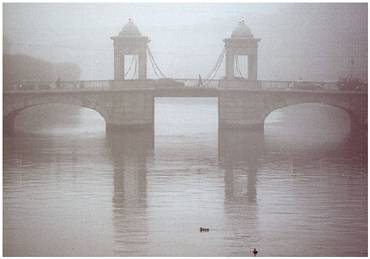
[3,98,367,256]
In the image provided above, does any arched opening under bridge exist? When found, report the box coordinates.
[7,104,106,136]
[264,103,351,148]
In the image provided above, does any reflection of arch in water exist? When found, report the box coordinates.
[106,129,154,256]
[219,128,264,203]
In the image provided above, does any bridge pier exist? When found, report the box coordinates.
[348,95,368,135]
[106,121,154,132]
[104,91,154,132]
[218,90,265,130]
[3,114,16,136]
[350,115,367,135]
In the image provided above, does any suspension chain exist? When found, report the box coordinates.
[124,55,136,78]
[203,49,225,86]
[147,47,167,78]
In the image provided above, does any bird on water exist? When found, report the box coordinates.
[253,248,258,256]
[200,227,209,232]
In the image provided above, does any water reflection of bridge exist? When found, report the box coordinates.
[107,129,153,255]
[219,129,263,203]
[107,126,363,255]
[108,128,263,255]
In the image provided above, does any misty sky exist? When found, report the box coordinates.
[3,3,368,81]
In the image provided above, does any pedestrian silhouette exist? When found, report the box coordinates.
[56,77,61,88]
[197,74,203,87]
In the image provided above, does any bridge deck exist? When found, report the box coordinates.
[4,86,366,97]
[3,79,367,97]
[4,79,367,133]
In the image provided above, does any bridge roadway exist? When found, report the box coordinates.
[3,79,368,134]
[4,85,365,96]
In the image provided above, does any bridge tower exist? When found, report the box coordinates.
[111,19,150,80]
[224,20,261,80]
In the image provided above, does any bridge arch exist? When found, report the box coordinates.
[262,100,363,132]
[4,95,109,135]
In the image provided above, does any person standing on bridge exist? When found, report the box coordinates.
[197,74,204,87]
[55,77,61,89]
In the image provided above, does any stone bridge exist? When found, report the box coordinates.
[4,21,367,135]
[3,80,367,134]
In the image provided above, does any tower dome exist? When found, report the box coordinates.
[119,18,141,37]
[231,20,254,38]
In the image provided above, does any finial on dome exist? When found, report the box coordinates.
[231,19,253,38]
[118,18,142,37]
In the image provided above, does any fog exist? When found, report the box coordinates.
[3,3,367,81]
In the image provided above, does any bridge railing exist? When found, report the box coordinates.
[259,80,291,89]
[56,80,113,89]
[259,80,339,91]
[5,79,359,93]
[173,79,220,88]
[59,81,82,89]
[16,80,55,90]
[320,82,341,90]
[79,80,111,89]
[7,80,113,91]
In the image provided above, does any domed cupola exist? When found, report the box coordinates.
[119,18,142,37]
[231,20,254,38]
